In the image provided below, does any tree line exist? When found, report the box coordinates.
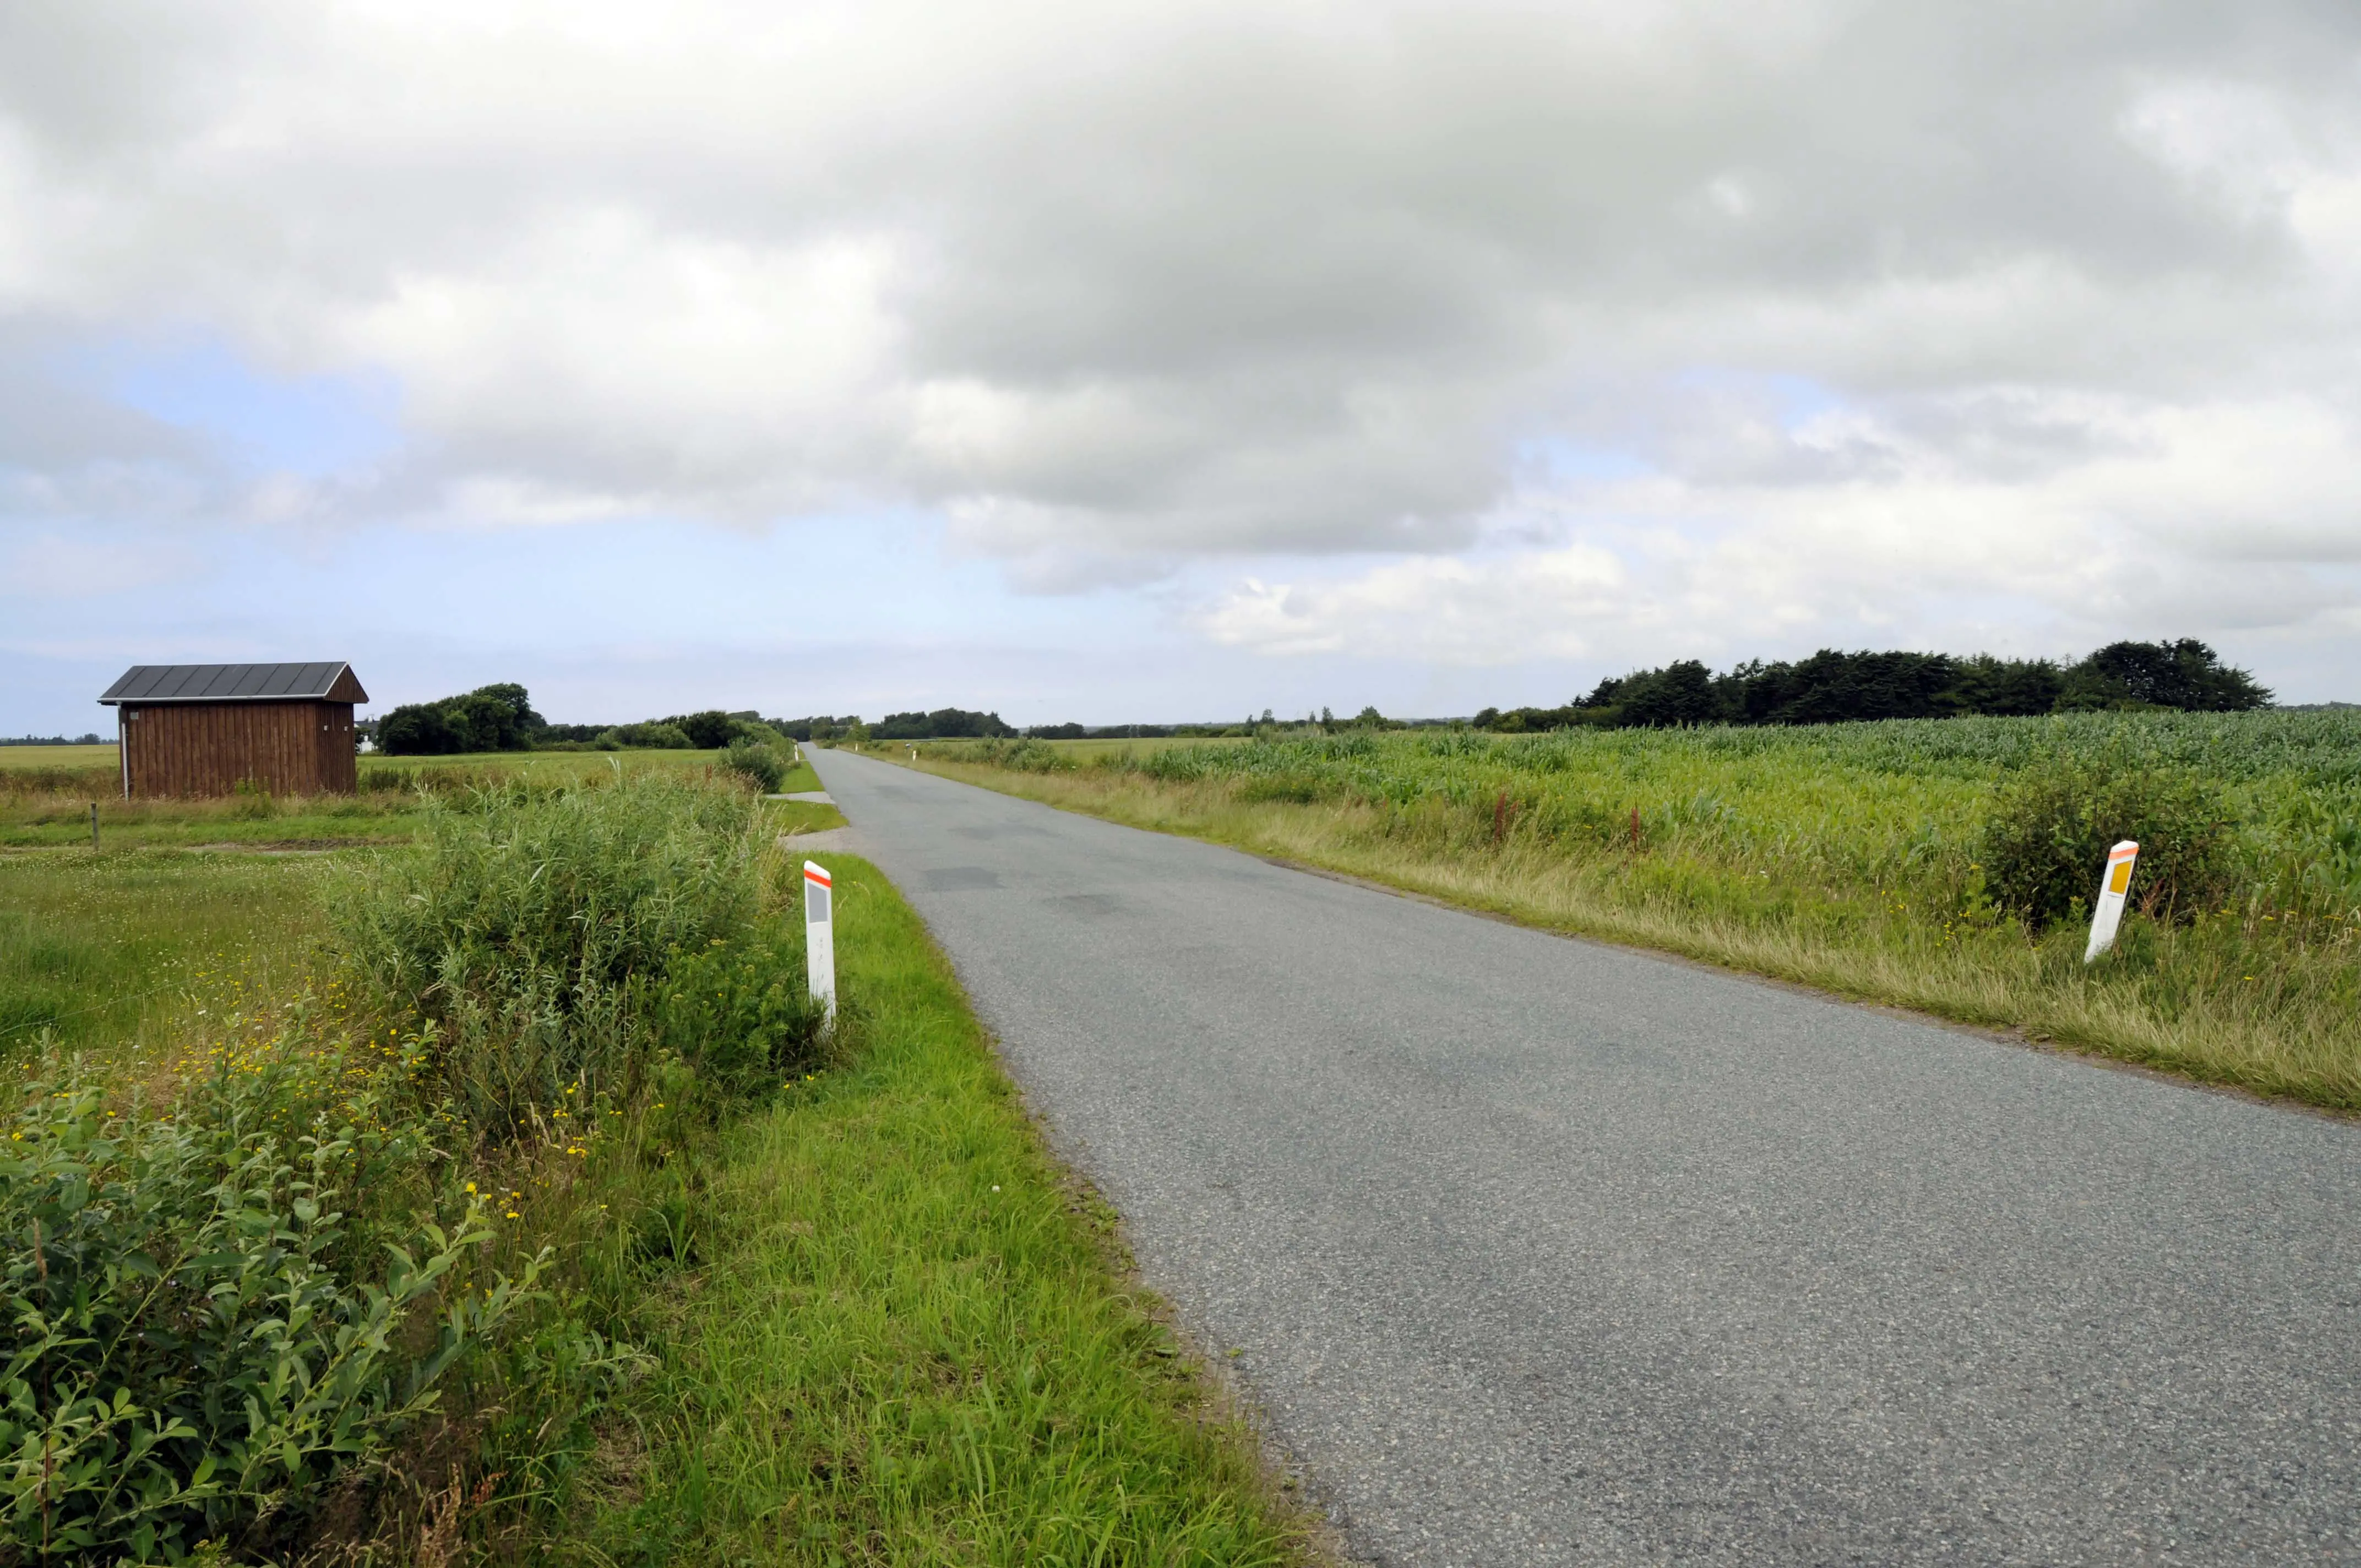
[371,688,1030,754]
[374,685,810,755]
[1471,639,2271,733]
[363,638,2277,756]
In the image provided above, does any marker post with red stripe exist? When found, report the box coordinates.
[804,859,837,1023]
[2083,840,2140,963]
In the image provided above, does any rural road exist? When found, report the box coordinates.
[806,749,2361,1566]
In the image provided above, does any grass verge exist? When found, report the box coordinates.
[3,771,1307,1564]
[558,852,1308,1565]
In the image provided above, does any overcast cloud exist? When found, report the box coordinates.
[3,0,2359,720]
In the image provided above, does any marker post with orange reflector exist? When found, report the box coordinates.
[804,859,837,1023]
[2083,840,2140,963]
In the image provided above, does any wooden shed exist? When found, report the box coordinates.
[99,662,369,798]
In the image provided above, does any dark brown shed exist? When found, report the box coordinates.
[99,662,369,798]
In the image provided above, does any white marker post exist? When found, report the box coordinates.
[2083,840,2140,963]
[804,860,837,1023]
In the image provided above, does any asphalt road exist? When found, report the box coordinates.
[806,749,2361,1566]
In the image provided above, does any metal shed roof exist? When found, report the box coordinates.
[99,662,369,705]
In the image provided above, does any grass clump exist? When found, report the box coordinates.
[718,739,786,793]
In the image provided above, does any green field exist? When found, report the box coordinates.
[0,745,826,849]
[0,743,117,771]
[910,711,2361,1111]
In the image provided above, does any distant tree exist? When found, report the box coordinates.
[376,702,465,755]
[774,716,856,743]
[872,709,1019,740]
[1468,636,2264,732]
[1580,674,1628,709]
[1615,661,1720,727]
[1944,655,2064,717]
[376,683,542,755]
[593,721,694,749]
[2059,639,2271,712]
[667,710,741,749]
[1735,650,1958,725]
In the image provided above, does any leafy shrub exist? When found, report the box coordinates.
[331,776,770,1133]
[1,1049,537,1562]
[650,927,827,1096]
[1979,756,2238,927]
[590,722,693,751]
[719,740,785,793]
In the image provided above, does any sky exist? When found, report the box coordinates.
[4,0,2360,732]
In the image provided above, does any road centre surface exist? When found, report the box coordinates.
[807,749,2361,1566]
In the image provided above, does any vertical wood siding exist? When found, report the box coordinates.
[123,701,358,797]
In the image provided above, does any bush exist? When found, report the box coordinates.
[650,926,828,1096]
[1979,756,2238,928]
[668,711,740,750]
[328,774,812,1133]
[1,1048,537,1562]
[331,776,768,1133]
[590,722,693,751]
[719,739,785,793]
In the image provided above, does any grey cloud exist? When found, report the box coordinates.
[0,0,2356,623]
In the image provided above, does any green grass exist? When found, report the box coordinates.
[0,850,334,1064]
[0,747,816,849]
[768,799,850,837]
[0,743,117,771]
[1,767,1307,1564]
[771,755,825,794]
[908,714,2361,1112]
[559,852,1307,1565]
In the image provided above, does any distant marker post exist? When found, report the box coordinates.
[804,860,837,1023]
[2083,840,2140,963]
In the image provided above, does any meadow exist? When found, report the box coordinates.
[911,711,2361,1112]
[0,756,1302,1562]
[0,744,825,849]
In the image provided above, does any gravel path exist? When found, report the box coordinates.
[808,749,2361,1566]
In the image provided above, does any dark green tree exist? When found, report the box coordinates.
[376,684,542,755]
[1616,661,1721,727]
[2059,639,2271,712]
[668,710,742,749]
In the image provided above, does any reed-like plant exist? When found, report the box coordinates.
[332,773,818,1135]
